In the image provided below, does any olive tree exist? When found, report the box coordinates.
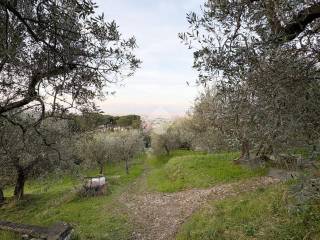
[76,130,144,175]
[0,0,140,199]
[0,0,140,116]
[0,115,73,200]
[181,0,320,161]
[77,132,120,174]
[151,119,194,155]
[189,88,237,153]
[117,130,144,174]
[151,132,174,156]
[169,118,194,150]
[189,55,320,161]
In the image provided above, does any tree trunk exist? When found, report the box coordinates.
[0,187,4,204]
[239,139,250,159]
[164,145,170,155]
[313,144,317,152]
[14,167,26,200]
[125,158,129,175]
[255,142,264,157]
[311,144,317,160]
[234,139,250,163]
[99,165,104,175]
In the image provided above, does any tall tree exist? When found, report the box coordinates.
[0,0,140,199]
[181,0,320,160]
[0,0,140,117]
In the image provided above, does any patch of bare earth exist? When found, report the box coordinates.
[119,176,280,240]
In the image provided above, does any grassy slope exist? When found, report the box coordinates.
[0,156,145,240]
[176,183,320,240]
[0,150,270,239]
[147,151,266,192]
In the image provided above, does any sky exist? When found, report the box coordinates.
[95,0,202,118]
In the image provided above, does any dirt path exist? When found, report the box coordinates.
[119,176,280,240]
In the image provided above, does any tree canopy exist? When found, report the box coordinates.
[0,0,140,199]
[181,0,320,160]
[0,0,140,117]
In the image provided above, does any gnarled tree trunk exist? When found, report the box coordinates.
[14,167,26,200]
[234,139,250,164]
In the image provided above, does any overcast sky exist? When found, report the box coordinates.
[95,0,202,118]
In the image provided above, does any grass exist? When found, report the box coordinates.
[147,151,266,192]
[0,232,20,240]
[0,150,269,239]
[176,183,320,240]
[0,155,145,240]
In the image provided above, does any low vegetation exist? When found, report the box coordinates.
[0,150,268,239]
[147,151,266,192]
[1,149,319,239]
[0,156,145,240]
[176,183,320,240]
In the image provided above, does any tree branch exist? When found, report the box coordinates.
[279,3,320,42]
[0,64,76,114]
[247,1,320,43]
[0,0,51,48]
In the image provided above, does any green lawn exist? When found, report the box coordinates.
[176,183,320,240]
[147,151,266,192]
[0,155,145,240]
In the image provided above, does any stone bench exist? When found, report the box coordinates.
[0,221,73,240]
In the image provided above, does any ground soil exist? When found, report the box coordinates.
[119,175,280,240]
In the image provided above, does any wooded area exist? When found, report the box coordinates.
[0,0,320,239]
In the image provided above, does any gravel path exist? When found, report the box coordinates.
[119,176,280,240]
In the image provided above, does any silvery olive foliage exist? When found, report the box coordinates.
[151,131,178,156]
[0,114,74,200]
[0,0,140,116]
[181,0,320,159]
[151,118,193,155]
[116,130,145,174]
[182,0,320,213]
[76,132,118,175]
[76,130,144,175]
[188,88,238,153]
[0,0,140,200]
